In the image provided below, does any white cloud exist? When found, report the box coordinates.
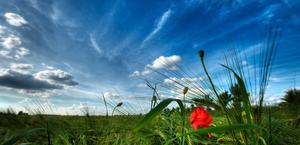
[141,9,172,47]
[265,96,282,105]
[103,92,120,99]
[129,55,182,77]
[0,50,12,59]
[147,55,181,70]
[4,13,27,27]
[164,77,178,84]
[15,47,30,59]
[78,103,89,111]
[164,77,203,84]
[1,35,22,49]
[129,70,141,77]
[141,69,152,76]
[10,63,33,74]
[0,26,6,34]
[35,69,78,86]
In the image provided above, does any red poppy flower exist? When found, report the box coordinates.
[190,106,213,138]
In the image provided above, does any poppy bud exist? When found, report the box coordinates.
[117,102,123,107]
[183,87,189,95]
[198,50,204,58]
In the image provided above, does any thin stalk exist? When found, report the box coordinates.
[198,50,241,144]
[181,88,187,145]
[46,121,51,145]
[102,93,108,117]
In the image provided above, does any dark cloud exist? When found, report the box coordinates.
[0,69,62,91]
[0,68,78,92]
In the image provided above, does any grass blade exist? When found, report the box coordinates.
[221,64,253,124]
[2,128,46,145]
[165,124,260,145]
[134,98,185,132]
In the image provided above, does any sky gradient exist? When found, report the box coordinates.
[0,0,299,115]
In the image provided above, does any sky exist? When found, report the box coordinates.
[0,0,299,115]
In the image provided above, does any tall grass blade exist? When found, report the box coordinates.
[164,124,261,145]
[2,128,46,145]
[134,98,185,132]
[221,64,253,124]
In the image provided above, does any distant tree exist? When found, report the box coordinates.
[18,111,23,115]
[280,88,300,114]
[230,84,242,111]
[18,111,28,115]
[219,91,232,107]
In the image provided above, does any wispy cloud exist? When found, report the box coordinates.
[89,34,102,55]
[141,8,172,47]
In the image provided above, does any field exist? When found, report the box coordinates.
[0,106,299,145]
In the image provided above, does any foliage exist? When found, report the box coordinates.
[280,88,300,114]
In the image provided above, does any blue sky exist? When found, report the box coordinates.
[0,0,299,115]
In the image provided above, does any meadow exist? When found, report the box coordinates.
[0,105,299,145]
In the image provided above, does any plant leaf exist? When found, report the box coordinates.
[164,124,260,145]
[2,128,46,145]
[221,64,253,124]
[134,98,185,132]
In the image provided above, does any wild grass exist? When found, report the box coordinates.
[0,105,299,144]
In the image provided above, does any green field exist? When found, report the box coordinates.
[0,106,299,145]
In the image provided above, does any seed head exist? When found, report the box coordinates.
[183,87,189,95]
[117,102,123,107]
[198,50,204,58]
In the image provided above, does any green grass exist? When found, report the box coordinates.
[0,108,299,145]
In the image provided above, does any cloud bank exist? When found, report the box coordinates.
[0,64,78,96]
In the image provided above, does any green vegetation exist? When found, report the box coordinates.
[0,104,299,144]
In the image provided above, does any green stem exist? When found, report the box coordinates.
[112,107,117,116]
[199,54,241,144]
[181,94,186,145]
